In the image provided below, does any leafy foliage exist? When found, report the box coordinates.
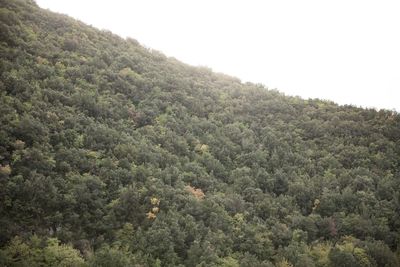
[0,0,400,266]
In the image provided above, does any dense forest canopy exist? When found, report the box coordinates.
[0,0,400,266]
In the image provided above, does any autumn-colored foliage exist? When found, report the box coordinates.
[0,165,12,176]
[146,212,157,220]
[150,197,160,206]
[185,185,205,200]
[146,197,160,220]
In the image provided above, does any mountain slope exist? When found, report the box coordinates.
[0,0,400,266]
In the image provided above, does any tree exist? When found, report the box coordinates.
[0,236,85,267]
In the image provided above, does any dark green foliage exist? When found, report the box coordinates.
[88,245,136,267]
[1,0,400,266]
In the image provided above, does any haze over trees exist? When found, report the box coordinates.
[0,0,400,266]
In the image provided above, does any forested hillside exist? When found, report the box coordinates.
[1,0,400,266]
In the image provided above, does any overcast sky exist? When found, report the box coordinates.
[36,0,400,111]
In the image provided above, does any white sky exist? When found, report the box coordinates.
[36,0,400,111]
